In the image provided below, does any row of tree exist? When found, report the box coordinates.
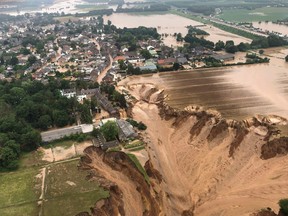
[184,33,287,54]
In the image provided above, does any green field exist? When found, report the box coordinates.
[171,10,262,40]
[0,168,41,216]
[218,7,288,22]
[0,159,108,216]
[43,160,109,216]
[75,4,109,12]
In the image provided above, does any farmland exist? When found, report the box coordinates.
[218,7,288,22]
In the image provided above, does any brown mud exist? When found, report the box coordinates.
[79,83,288,216]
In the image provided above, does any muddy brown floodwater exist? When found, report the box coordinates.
[253,21,288,36]
[124,47,288,120]
[103,13,251,46]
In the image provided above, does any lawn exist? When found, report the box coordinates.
[19,150,47,169]
[42,160,109,216]
[0,168,41,216]
[42,190,109,216]
[42,140,75,149]
[218,7,288,22]
[0,203,39,216]
[124,139,144,149]
[0,159,109,216]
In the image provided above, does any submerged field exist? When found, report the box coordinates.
[121,47,288,120]
[218,7,288,22]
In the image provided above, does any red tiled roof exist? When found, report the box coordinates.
[114,56,126,61]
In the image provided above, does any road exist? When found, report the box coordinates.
[97,54,113,83]
[41,126,82,142]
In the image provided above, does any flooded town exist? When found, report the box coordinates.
[0,0,288,216]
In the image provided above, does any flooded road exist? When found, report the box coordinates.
[104,13,251,46]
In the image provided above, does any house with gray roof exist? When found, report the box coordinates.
[117,119,138,141]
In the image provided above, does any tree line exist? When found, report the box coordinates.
[0,79,96,170]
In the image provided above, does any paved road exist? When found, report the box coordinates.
[41,126,82,142]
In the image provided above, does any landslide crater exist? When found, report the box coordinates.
[79,83,288,216]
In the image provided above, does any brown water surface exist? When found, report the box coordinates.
[104,13,251,46]
[156,47,288,120]
[123,47,288,120]
[253,21,288,36]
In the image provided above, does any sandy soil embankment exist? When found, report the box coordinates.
[116,79,288,216]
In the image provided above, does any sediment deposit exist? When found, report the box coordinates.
[79,81,288,216]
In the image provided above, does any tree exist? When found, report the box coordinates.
[100,121,118,141]
[0,146,18,170]
[10,56,19,66]
[279,199,288,215]
[128,42,137,51]
[20,48,31,55]
[176,33,183,42]
[5,140,20,156]
[173,62,180,70]
[225,45,238,54]
[137,122,147,130]
[0,56,4,65]
[113,91,127,108]
[259,49,264,55]
[28,55,37,65]
[140,49,152,60]
[78,101,92,124]
[267,35,285,47]
[214,40,224,51]
[225,40,234,47]
[237,42,249,52]
[7,87,27,106]
[225,40,238,53]
[37,115,52,130]
[21,130,41,151]
[127,63,135,75]
[53,110,70,127]
[118,59,127,70]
